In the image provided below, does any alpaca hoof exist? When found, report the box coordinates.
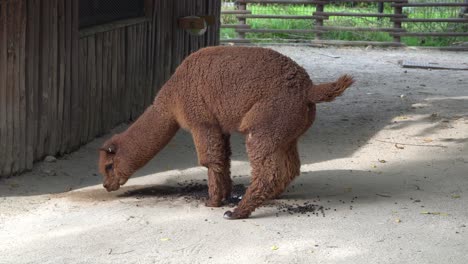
[223,211,235,220]
[223,210,248,220]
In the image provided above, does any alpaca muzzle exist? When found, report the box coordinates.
[103,163,120,191]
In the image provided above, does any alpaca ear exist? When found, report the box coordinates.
[99,144,116,154]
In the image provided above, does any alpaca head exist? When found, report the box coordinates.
[98,136,131,192]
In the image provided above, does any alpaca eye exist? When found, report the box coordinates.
[105,164,113,172]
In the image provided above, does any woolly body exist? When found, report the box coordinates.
[99,46,354,219]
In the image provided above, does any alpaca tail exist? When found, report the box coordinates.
[308,74,354,103]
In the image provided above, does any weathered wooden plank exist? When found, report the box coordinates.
[177,0,186,67]
[103,31,112,130]
[221,10,252,15]
[95,33,103,133]
[0,0,7,174]
[314,12,405,18]
[49,0,59,154]
[315,26,404,32]
[2,0,13,174]
[138,23,146,114]
[392,32,468,37]
[147,7,155,100]
[236,14,316,19]
[236,28,324,33]
[154,0,163,94]
[5,0,19,174]
[78,38,88,144]
[118,27,127,121]
[61,0,72,152]
[18,0,27,172]
[220,38,252,43]
[206,0,212,47]
[70,0,80,149]
[87,35,96,141]
[392,2,468,7]
[221,24,251,29]
[115,28,124,122]
[394,18,468,23]
[57,0,66,154]
[214,0,222,45]
[139,23,146,111]
[36,0,50,158]
[310,39,404,46]
[142,23,151,108]
[136,23,143,115]
[111,29,119,126]
[183,0,190,61]
[25,0,39,169]
[133,25,140,117]
[163,0,173,84]
[127,26,135,120]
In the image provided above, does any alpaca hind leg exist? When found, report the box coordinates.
[271,141,300,199]
[191,126,231,207]
[224,145,300,219]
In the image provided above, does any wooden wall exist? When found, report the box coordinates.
[0,0,221,176]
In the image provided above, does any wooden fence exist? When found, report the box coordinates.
[0,0,221,177]
[221,0,468,46]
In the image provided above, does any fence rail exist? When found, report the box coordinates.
[221,0,468,46]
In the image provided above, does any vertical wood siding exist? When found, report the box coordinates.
[0,0,221,176]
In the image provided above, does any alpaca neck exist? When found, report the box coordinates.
[118,96,179,172]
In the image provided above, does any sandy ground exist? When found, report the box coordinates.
[1,46,467,264]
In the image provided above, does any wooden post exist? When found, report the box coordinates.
[377,2,384,20]
[393,4,402,43]
[237,1,247,39]
[315,2,324,40]
[460,0,468,17]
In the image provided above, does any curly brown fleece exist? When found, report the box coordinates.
[99,46,354,219]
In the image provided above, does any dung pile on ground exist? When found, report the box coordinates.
[180,181,246,207]
[124,180,332,216]
[273,201,327,217]
[123,180,246,207]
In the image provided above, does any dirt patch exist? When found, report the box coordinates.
[121,180,247,207]
[60,179,336,216]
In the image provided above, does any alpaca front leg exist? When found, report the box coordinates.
[221,134,232,201]
[191,126,232,207]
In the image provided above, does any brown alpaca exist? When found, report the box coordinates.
[98,46,354,219]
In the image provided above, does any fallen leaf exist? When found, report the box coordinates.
[372,165,377,168]
[395,144,405,149]
[420,211,449,216]
[395,218,401,223]
[423,138,433,143]
[378,159,387,163]
[271,245,279,251]
[376,193,392,198]
[451,195,461,199]
[160,238,170,241]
